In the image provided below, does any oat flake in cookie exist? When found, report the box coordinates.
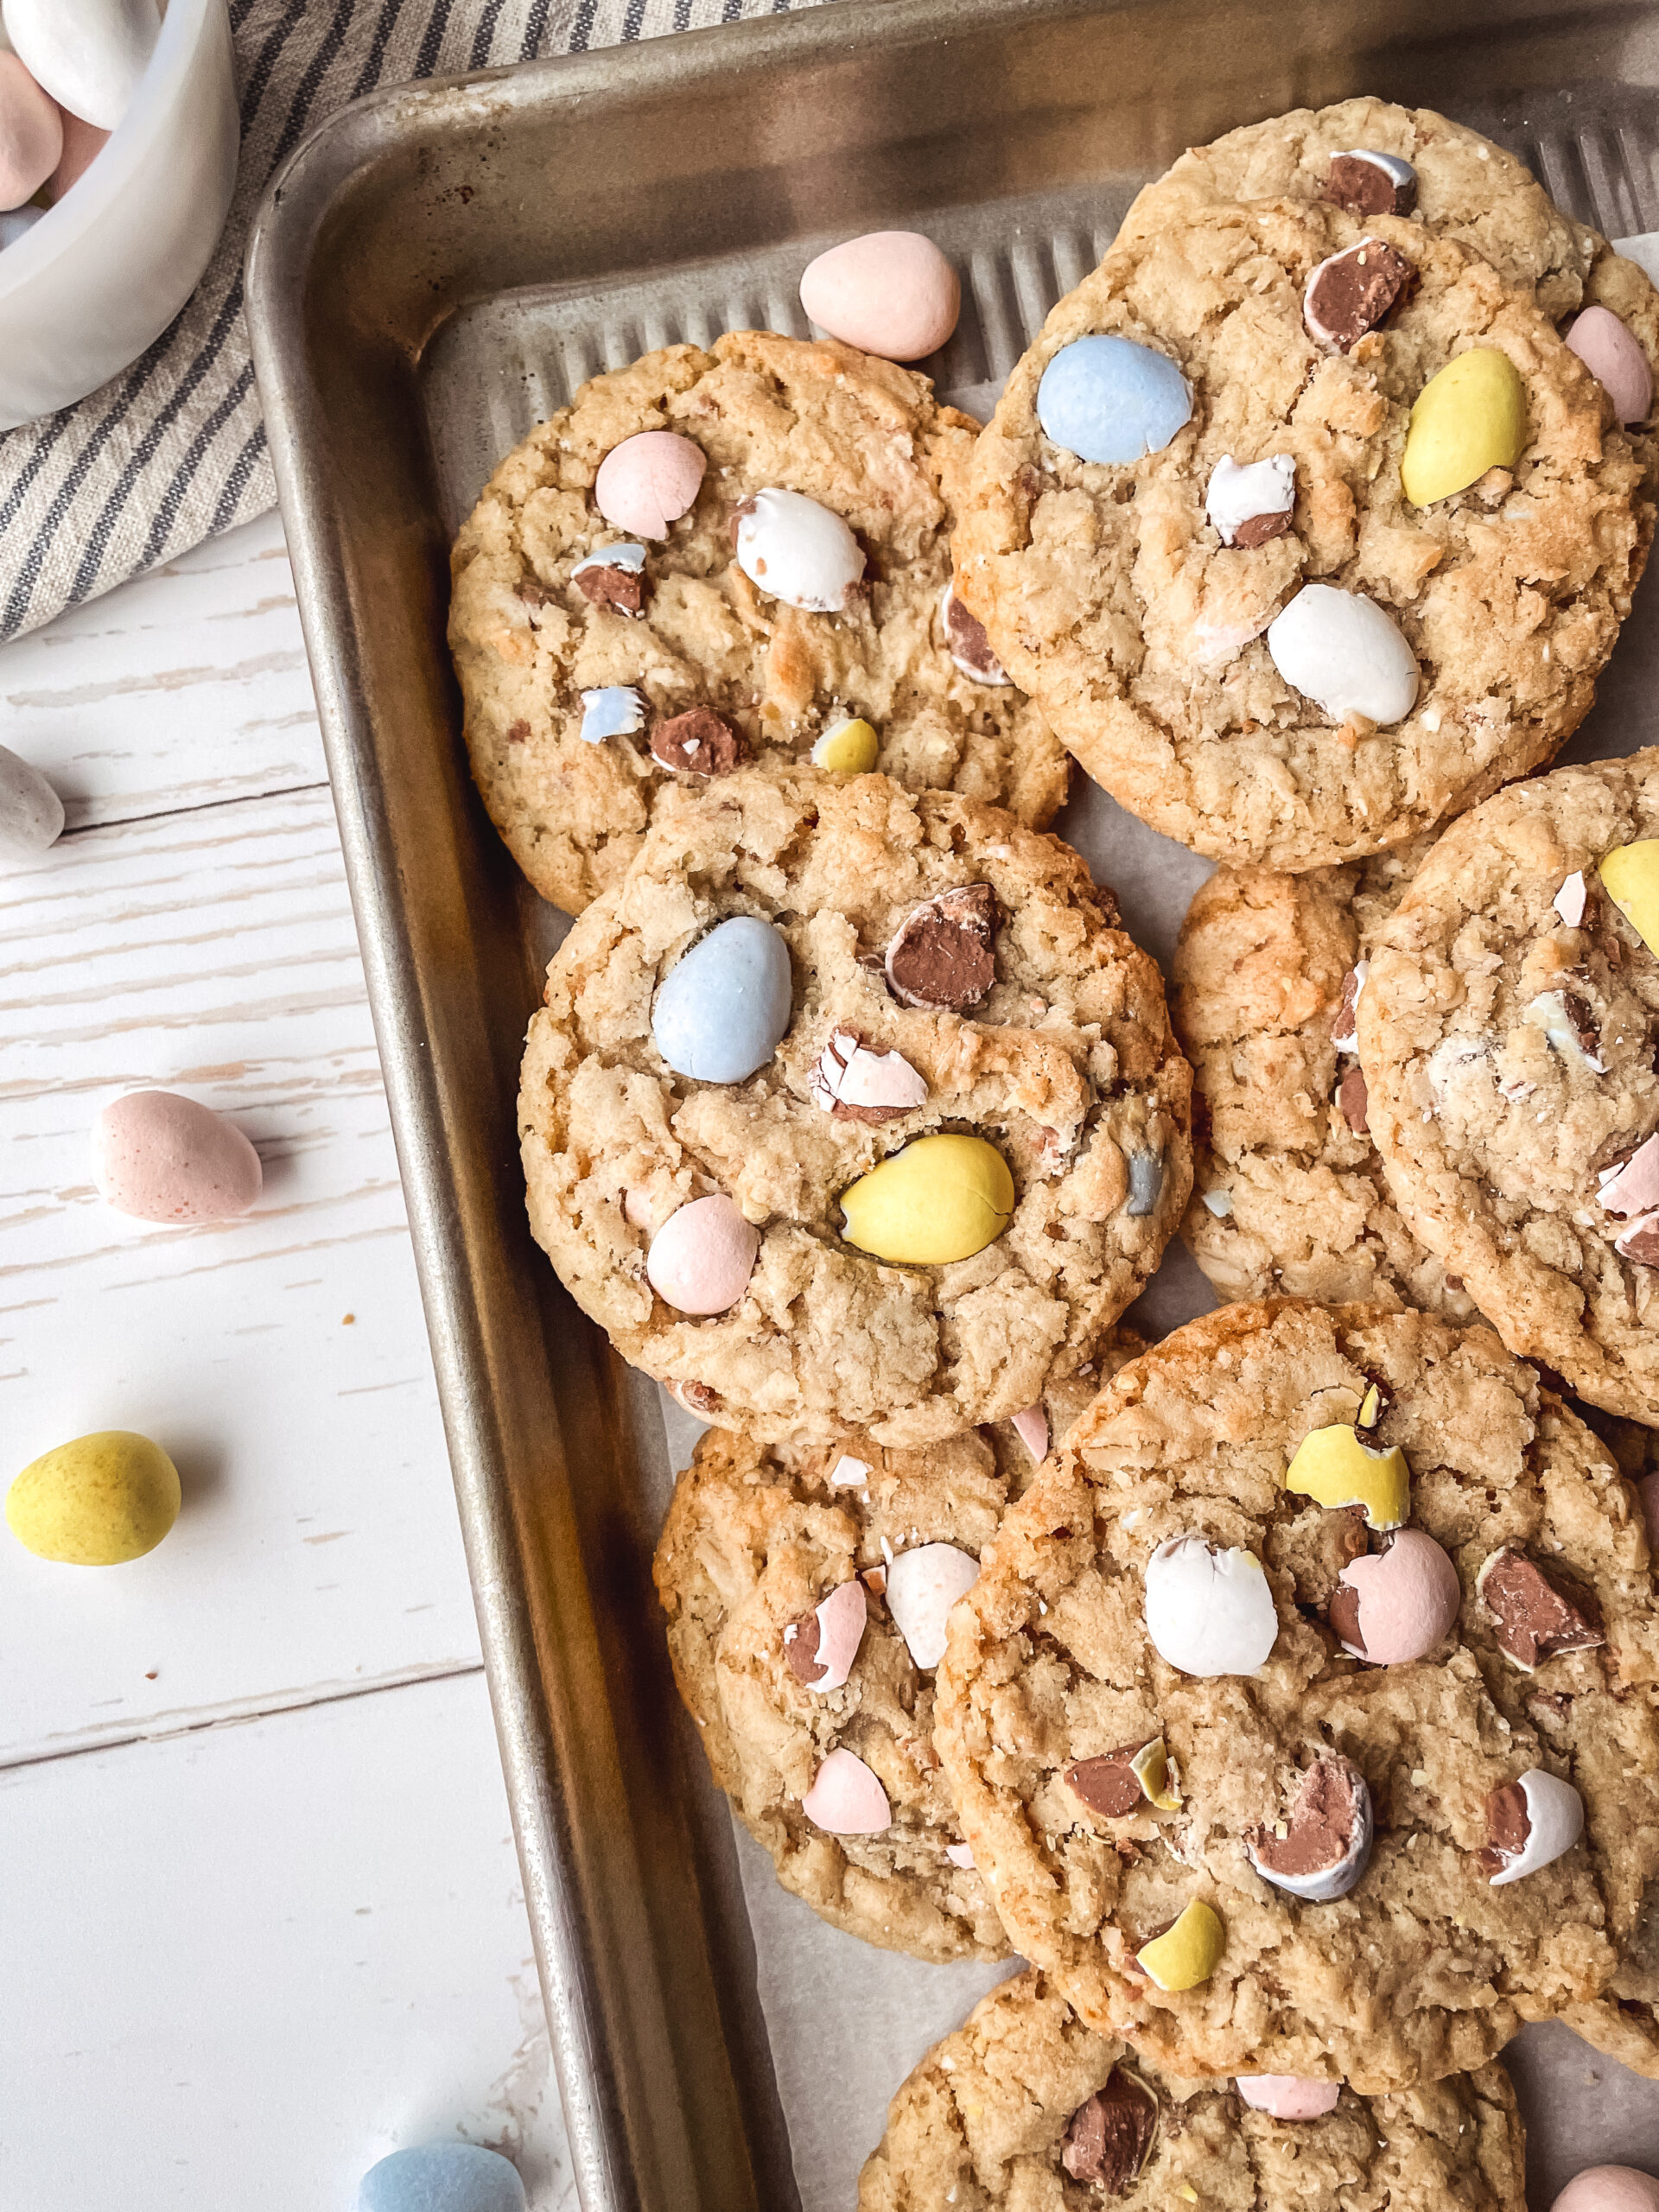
[518,766,1191,1445]
[951,197,1656,871]
[856,1967,1528,2212]
[1173,842,1477,1317]
[652,1370,1116,1960]
[934,1301,1659,2091]
[448,331,1068,915]
[1361,752,1659,1423]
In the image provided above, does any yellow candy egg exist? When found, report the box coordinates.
[1135,1898,1224,1991]
[1131,1736,1181,1812]
[6,1429,181,1565]
[811,716,880,774]
[840,1133,1015,1264]
[1283,1422,1409,1530]
[1401,349,1528,506]
[1599,840,1659,957]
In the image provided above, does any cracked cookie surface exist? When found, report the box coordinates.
[1361,753,1659,1423]
[449,331,1068,914]
[519,766,1192,1445]
[856,1965,1527,2212]
[934,1301,1659,2091]
[952,200,1655,870]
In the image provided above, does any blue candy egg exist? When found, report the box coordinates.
[1036,334,1192,465]
[358,2143,526,2212]
[652,915,793,1084]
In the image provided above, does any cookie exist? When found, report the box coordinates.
[448,332,1069,913]
[951,197,1656,870]
[1173,843,1477,1317]
[934,1300,1659,2091]
[652,1364,1125,1960]
[856,1966,1527,2212]
[518,766,1192,1445]
[1361,753,1659,1424]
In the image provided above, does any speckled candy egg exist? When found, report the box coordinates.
[734,487,865,613]
[1552,2171,1659,2212]
[798,230,961,360]
[1567,306,1655,426]
[3,0,159,130]
[0,49,60,208]
[1036,334,1192,465]
[593,429,706,539]
[0,741,63,851]
[651,917,793,1084]
[645,1194,759,1315]
[92,1090,263,1223]
[357,2143,527,2212]
[1236,2076,1342,2120]
[6,1429,180,1564]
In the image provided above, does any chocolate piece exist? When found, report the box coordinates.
[1233,507,1294,549]
[1618,1213,1659,1267]
[670,1379,721,1417]
[1338,1067,1370,1134]
[650,706,746,777]
[1478,1779,1532,1878]
[885,883,997,1009]
[575,560,646,616]
[785,1611,826,1685]
[809,1030,928,1123]
[1321,152,1419,219]
[1479,1549,1605,1668]
[506,719,530,745]
[1328,1580,1364,1653]
[1304,238,1414,353]
[518,579,552,609]
[1251,1756,1367,1885]
[1065,1745,1151,1820]
[1062,2068,1158,2192]
[1330,963,1366,1052]
[941,585,1012,684]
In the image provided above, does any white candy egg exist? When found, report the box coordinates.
[3,0,159,130]
[1266,584,1419,727]
[884,1542,980,1669]
[734,488,865,613]
[1144,1535,1279,1676]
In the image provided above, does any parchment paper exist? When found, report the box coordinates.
[657,245,1659,2211]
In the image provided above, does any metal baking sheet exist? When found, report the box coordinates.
[245,7,1659,2209]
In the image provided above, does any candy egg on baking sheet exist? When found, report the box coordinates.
[799,230,961,361]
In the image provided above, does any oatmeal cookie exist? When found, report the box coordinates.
[1361,753,1659,1423]
[652,1364,1124,1960]
[857,1966,1527,2212]
[1173,841,1477,1315]
[952,199,1655,870]
[934,1301,1659,2091]
[449,331,1068,913]
[519,766,1191,1445]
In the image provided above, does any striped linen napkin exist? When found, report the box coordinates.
[0,0,834,644]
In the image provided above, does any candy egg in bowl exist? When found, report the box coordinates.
[0,0,238,430]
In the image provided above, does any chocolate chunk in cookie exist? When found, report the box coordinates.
[1478,1550,1605,1669]
[650,706,746,776]
[1303,238,1415,352]
[1061,2068,1158,2190]
[885,883,998,1010]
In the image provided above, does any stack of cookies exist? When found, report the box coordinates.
[448,94,1659,2211]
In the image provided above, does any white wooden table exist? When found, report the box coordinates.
[0,512,574,2209]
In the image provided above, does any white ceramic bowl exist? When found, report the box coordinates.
[0,0,238,431]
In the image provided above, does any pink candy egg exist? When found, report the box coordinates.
[92,1090,263,1223]
[1235,2076,1341,2120]
[1553,2171,1659,2212]
[594,430,706,539]
[800,1746,891,1835]
[1333,1529,1462,1665]
[1567,306,1655,426]
[1011,1403,1049,1462]
[645,1193,759,1315]
[0,53,61,211]
[799,231,961,361]
[48,104,107,200]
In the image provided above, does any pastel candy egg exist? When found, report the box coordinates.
[1266,585,1419,727]
[1247,1754,1373,1902]
[593,430,705,539]
[48,104,107,199]
[799,231,961,361]
[1282,1422,1408,1529]
[735,487,865,613]
[1330,1529,1461,1663]
[802,1745,891,1834]
[645,1194,759,1316]
[811,715,879,773]
[0,741,63,852]
[1553,2171,1659,2212]
[840,1133,1014,1265]
[1401,348,1529,505]
[92,1090,263,1222]
[0,50,60,209]
[578,684,645,745]
[1483,1766,1584,1885]
[1567,307,1654,426]
[1135,1897,1224,1990]
[1236,2076,1341,2120]
[651,917,793,1084]
[1011,1403,1048,1462]
[1036,334,1192,465]
[3,0,159,131]
[885,1542,980,1669]
[1599,840,1659,957]
[7,1429,180,1564]
[1144,1535,1278,1676]
[358,2142,527,2212]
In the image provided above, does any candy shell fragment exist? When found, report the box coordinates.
[1144,1536,1279,1677]
[1566,306,1654,426]
[594,430,705,538]
[1599,840,1659,957]
[1330,1529,1461,1664]
[885,1541,980,1669]
[1283,1423,1408,1529]
[1236,2075,1342,2120]
[1135,1898,1224,1990]
[802,1745,891,1834]
[811,716,880,773]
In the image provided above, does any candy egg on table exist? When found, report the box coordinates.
[839,1132,1014,1265]
[1566,306,1654,425]
[798,230,961,360]
[1329,1529,1461,1663]
[592,429,705,538]
[6,1428,180,1564]
[0,50,60,208]
[3,0,159,132]
[1400,348,1529,505]
[1037,334,1192,464]
[1552,2171,1659,2212]
[1143,1535,1278,1675]
[1266,585,1419,727]
[92,1089,263,1222]
[0,741,63,852]
[645,1194,759,1316]
[357,2142,527,2212]
[734,487,865,612]
[651,916,793,1084]
[1235,2075,1342,2120]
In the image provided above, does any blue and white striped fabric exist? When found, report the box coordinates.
[0,0,830,642]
